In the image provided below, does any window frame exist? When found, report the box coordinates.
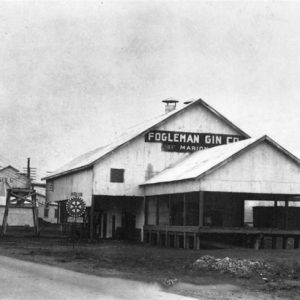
[110,168,125,183]
[44,207,49,218]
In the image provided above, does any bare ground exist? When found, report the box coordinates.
[0,235,299,299]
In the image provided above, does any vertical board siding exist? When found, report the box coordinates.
[47,168,93,206]
[199,142,300,194]
[144,141,300,195]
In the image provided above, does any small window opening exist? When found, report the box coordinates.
[110,168,125,183]
[44,208,49,218]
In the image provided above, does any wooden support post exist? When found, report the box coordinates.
[174,232,178,248]
[241,199,245,226]
[31,191,39,236]
[254,237,260,250]
[260,236,265,249]
[283,237,288,249]
[196,234,200,250]
[284,199,289,229]
[1,189,11,237]
[183,232,187,249]
[89,195,95,240]
[57,202,61,224]
[156,231,160,245]
[144,196,148,226]
[193,233,197,250]
[183,193,186,226]
[199,191,204,227]
[274,201,278,228]
[156,196,159,226]
[168,195,171,225]
[165,230,168,247]
[254,234,262,250]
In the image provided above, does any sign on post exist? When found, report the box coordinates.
[66,196,86,247]
[66,196,86,218]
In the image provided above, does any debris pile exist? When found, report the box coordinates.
[192,255,277,279]
[162,277,178,287]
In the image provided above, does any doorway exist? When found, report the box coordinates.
[112,215,116,239]
[102,213,107,238]
[121,211,136,240]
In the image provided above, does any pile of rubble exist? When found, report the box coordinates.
[192,255,277,279]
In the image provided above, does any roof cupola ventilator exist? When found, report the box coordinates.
[162,97,179,114]
[183,99,196,105]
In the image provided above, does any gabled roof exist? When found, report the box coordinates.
[43,98,249,180]
[0,165,20,173]
[141,135,300,186]
[0,153,21,172]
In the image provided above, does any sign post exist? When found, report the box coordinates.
[66,196,86,248]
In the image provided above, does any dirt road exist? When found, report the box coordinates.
[0,255,194,300]
[0,238,299,299]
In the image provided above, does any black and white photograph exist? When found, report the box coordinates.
[0,0,300,299]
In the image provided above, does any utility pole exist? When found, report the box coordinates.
[27,157,30,178]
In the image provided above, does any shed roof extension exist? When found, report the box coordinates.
[43,98,249,180]
[141,135,300,186]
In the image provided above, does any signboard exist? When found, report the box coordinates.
[47,181,54,192]
[67,216,84,223]
[70,192,83,197]
[145,130,245,152]
[66,197,86,218]
[66,196,86,247]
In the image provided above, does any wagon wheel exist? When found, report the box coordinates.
[66,197,86,217]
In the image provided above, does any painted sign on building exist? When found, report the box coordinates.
[70,192,83,197]
[145,130,245,152]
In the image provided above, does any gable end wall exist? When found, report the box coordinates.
[93,104,244,196]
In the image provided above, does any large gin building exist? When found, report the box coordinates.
[44,99,300,248]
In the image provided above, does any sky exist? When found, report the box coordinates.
[0,0,299,179]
